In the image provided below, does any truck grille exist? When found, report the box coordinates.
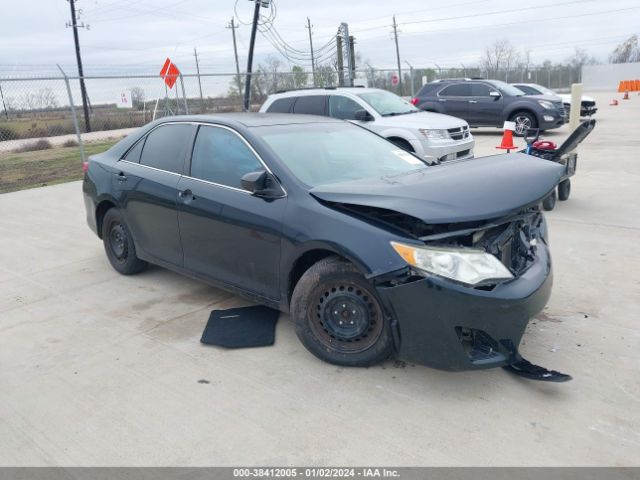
[582,100,596,108]
[447,125,470,141]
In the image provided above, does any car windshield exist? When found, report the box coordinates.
[356,90,418,116]
[489,80,525,96]
[256,123,427,188]
[532,84,557,96]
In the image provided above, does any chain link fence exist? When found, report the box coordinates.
[0,65,584,153]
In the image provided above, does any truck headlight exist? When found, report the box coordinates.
[419,128,450,140]
[390,241,514,285]
[538,100,554,110]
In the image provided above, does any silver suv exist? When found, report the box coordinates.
[260,87,474,163]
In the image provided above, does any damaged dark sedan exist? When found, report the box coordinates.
[83,114,565,372]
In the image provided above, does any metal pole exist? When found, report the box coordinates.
[306,18,316,87]
[336,34,345,87]
[392,16,403,94]
[243,0,262,111]
[0,82,8,119]
[194,47,204,111]
[341,23,353,87]
[348,36,356,87]
[405,61,414,98]
[57,64,85,162]
[227,18,242,100]
[179,73,189,114]
[67,0,91,132]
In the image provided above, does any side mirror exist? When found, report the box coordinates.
[489,91,501,99]
[241,170,285,198]
[354,109,374,121]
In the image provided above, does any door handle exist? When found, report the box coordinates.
[468,100,478,104]
[179,189,196,201]
[116,172,127,182]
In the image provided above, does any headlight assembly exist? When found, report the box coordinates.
[419,128,450,140]
[537,100,554,110]
[390,241,514,285]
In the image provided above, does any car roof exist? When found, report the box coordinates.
[155,113,342,128]
[269,87,380,97]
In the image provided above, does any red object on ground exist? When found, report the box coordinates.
[623,91,630,100]
[496,129,516,151]
[610,99,619,106]
[159,58,180,89]
[82,161,89,173]
[532,140,557,150]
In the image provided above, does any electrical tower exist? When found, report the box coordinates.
[66,0,91,132]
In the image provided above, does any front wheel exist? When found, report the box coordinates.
[510,111,538,137]
[558,179,571,201]
[542,189,557,211]
[101,208,147,275]
[290,256,394,367]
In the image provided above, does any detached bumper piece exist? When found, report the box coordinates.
[503,358,572,382]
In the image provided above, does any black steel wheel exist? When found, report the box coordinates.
[542,189,557,211]
[510,111,538,137]
[291,256,393,367]
[101,208,147,275]
[558,179,571,201]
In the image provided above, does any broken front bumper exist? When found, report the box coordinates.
[376,243,552,371]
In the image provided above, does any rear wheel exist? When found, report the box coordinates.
[510,111,537,136]
[542,189,557,211]
[101,208,147,275]
[558,179,571,201]
[291,256,393,367]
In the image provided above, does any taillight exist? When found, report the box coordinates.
[82,161,89,173]
[411,98,419,106]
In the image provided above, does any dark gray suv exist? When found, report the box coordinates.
[412,79,567,135]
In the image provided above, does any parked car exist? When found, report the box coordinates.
[511,83,597,117]
[83,114,564,371]
[260,87,474,163]
[412,79,567,135]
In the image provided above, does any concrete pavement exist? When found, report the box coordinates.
[0,92,639,466]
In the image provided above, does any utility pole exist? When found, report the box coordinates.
[336,34,344,87]
[244,0,269,112]
[348,36,356,86]
[392,15,403,95]
[226,18,242,98]
[305,17,316,87]
[340,23,353,87]
[194,48,204,110]
[66,0,91,132]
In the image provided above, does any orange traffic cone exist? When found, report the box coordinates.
[496,129,517,152]
[610,99,619,106]
[623,91,630,100]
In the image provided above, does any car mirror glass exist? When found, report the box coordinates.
[354,109,373,121]
[489,91,501,98]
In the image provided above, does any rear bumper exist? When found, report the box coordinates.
[376,244,552,371]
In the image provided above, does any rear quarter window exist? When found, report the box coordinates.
[266,97,295,113]
[292,95,327,116]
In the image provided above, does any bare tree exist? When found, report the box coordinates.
[130,87,145,110]
[609,35,640,63]
[480,39,520,78]
[567,47,598,69]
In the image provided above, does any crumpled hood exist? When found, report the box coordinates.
[310,153,565,224]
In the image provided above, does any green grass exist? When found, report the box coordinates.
[0,141,117,194]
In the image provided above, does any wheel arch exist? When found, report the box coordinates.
[95,198,118,239]
[386,136,415,152]
[507,107,539,124]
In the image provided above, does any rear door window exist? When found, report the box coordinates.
[139,123,193,174]
[266,97,295,113]
[123,138,145,163]
[439,84,471,97]
[292,95,327,115]
[328,95,364,120]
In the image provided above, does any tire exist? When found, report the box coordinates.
[542,189,557,211]
[290,256,394,367]
[558,179,571,201]
[388,137,415,153]
[101,208,147,275]
[510,111,538,137]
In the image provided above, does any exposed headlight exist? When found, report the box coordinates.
[538,100,554,110]
[419,128,450,140]
[390,241,514,285]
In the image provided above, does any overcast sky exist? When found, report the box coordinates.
[1,0,639,77]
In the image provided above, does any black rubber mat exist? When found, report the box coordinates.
[200,306,279,348]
